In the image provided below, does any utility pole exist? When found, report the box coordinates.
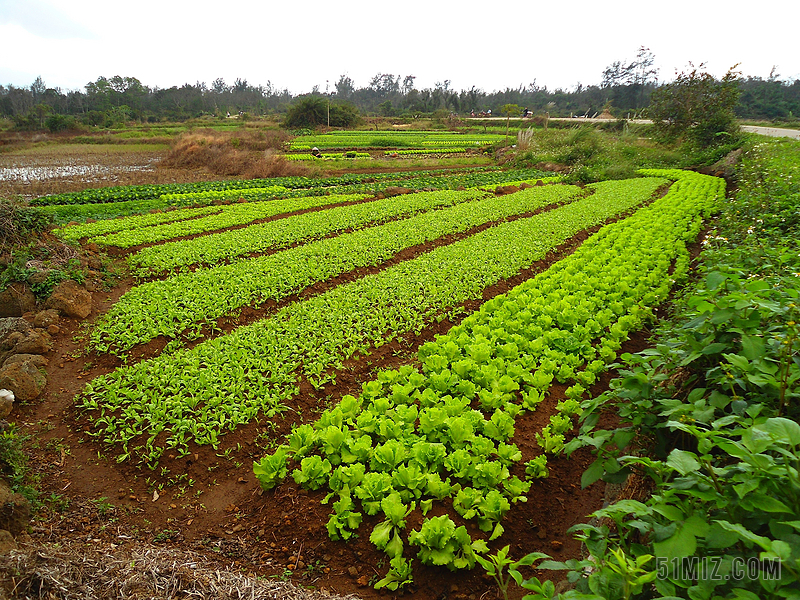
[326,80,330,128]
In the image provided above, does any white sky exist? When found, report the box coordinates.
[1,0,799,95]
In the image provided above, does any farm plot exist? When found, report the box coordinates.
[44,166,550,224]
[17,164,727,599]
[78,176,669,469]
[252,169,724,591]
[89,183,585,354]
[125,189,487,275]
[289,131,504,151]
[55,192,367,245]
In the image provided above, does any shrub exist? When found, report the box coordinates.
[0,200,52,248]
[0,425,38,506]
[45,114,78,133]
[648,64,741,148]
[284,97,360,128]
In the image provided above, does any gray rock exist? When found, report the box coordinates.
[0,318,32,342]
[11,330,51,355]
[0,389,13,419]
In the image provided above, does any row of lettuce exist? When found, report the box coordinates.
[79,177,665,469]
[286,148,484,159]
[525,138,800,600]
[55,176,562,252]
[248,170,725,590]
[36,166,549,224]
[88,185,580,354]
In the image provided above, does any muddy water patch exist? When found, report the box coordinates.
[0,161,159,183]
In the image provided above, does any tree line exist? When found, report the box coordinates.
[2,55,798,131]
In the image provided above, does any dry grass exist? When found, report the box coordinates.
[0,540,361,600]
[517,128,535,151]
[161,130,310,179]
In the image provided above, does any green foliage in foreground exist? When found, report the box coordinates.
[532,138,800,599]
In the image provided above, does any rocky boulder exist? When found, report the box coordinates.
[32,309,60,329]
[0,318,51,375]
[0,318,31,343]
[2,354,48,369]
[0,360,47,402]
[0,283,37,318]
[0,480,31,537]
[9,330,51,356]
[45,280,92,319]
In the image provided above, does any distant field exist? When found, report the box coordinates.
[289,130,505,151]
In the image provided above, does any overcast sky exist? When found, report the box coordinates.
[2,0,799,95]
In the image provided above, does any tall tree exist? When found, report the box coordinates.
[648,63,741,147]
[335,75,355,99]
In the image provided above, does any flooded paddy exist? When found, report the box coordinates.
[0,144,219,200]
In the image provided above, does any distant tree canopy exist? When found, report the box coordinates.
[601,46,659,113]
[648,64,742,147]
[1,54,798,131]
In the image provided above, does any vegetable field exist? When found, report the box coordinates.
[288,131,504,151]
[32,163,729,597]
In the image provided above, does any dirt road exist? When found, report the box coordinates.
[740,125,800,139]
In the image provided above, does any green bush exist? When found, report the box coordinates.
[45,113,78,133]
[0,426,38,507]
[0,200,52,247]
[284,97,360,128]
[648,65,741,148]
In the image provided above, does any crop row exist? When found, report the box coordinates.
[89,183,588,353]
[29,170,427,206]
[34,167,548,224]
[55,205,226,243]
[476,177,562,191]
[156,168,550,208]
[38,197,199,225]
[125,189,486,275]
[389,148,471,155]
[84,193,371,249]
[250,169,725,588]
[79,176,663,466]
[285,152,372,161]
[157,185,289,205]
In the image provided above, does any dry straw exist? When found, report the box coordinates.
[0,541,361,600]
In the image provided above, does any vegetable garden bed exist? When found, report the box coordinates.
[15,165,727,599]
